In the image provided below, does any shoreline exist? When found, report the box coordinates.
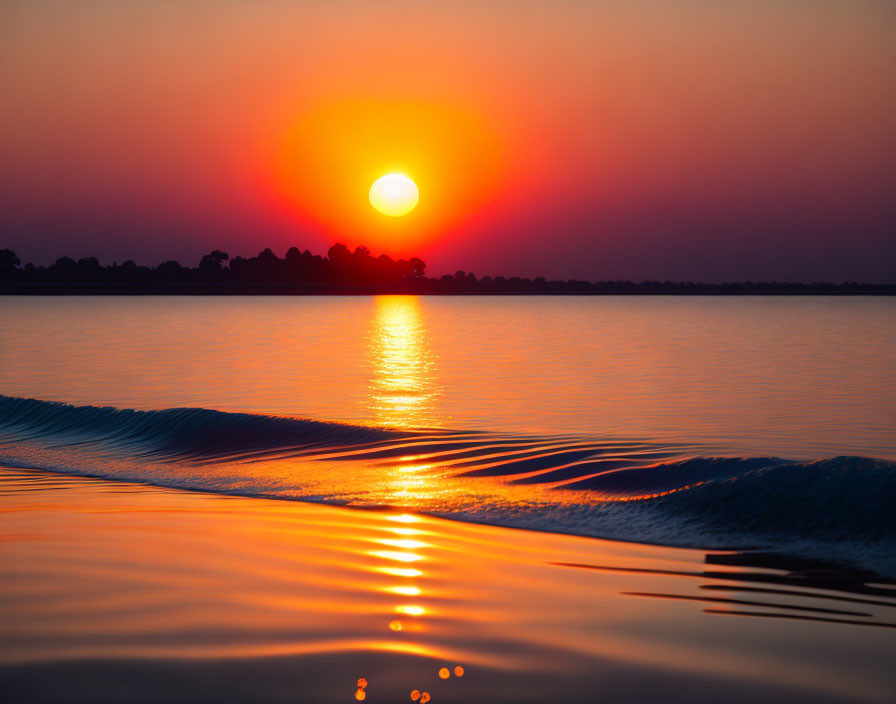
[3,287,895,296]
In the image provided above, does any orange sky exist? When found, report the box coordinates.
[1,1,894,280]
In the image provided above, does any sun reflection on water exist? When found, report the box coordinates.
[366,512,434,649]
[377,566,424,578]
[378,538,429,550]
[369,550,424,563]
[365,296,441,430]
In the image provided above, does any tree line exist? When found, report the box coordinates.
[1,244,893,294]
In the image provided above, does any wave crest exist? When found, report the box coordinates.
[0,395,404,460]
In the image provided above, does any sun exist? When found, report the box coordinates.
[369,173,419,217]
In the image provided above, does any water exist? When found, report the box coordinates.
[1,295,896,703]
[2,467,894,704]
[2,295,894,458]
[1,295,895,573]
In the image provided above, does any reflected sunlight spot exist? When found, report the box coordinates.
[370,551,424,563]
[389,526,422,536]
[389,620,404,631]
[387,585,422,596]
[454,666,464,677]
[420,692,431,703]
[396,605,425,616]
[357,678,368,689]
[355,689,366,701]
[410,690,421,702]
[439,667,450,679]
[379,538,428,550]
[386,471,442,506]
[388,513,420,524]
[377,566,423,578]
[400,464,430,474]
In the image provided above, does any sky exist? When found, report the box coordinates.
[1,0,894,282]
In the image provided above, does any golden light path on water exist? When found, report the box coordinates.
[363,296,527,699]
[361,300,448,688]
[362,294,459,516]
[365,296,441,430]
[370,514,429,641]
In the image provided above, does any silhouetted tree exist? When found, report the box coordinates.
[155,260,186,282]
[327,243,351,267]
[52,257,77,279]
[0,249,20,273]
[408,257,425,278]
[1,242,891,294]
[199,250,229,274]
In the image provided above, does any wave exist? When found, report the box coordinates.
[0,394,408,459]
[652,456,896,540]
[2,395,895,575]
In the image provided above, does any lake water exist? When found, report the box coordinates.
[1,295,895,573]
[2,295,894,458]
[2,295,896,704]
[2,466,894,704]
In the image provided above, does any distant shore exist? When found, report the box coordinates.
[3,244,893,295]
[3,282,895,295]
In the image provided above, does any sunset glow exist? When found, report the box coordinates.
[1,2,895,703]
[2,3,893,279]
[271,97,506,253]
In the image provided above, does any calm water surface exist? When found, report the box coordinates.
[1,295,894,459]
